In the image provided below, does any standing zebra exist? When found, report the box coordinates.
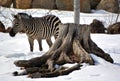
[9,13,61,52]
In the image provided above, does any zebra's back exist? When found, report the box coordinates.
[22,15,61,39]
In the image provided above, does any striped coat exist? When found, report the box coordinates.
[9,13,61,52]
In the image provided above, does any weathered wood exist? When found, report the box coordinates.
[13,63,81,78]
[29,64,81,78]
[13,23,114,78]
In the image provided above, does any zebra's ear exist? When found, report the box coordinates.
[29,15,32,18]
[11,14,17,19]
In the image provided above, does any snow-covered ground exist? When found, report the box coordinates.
[0,7,120,81]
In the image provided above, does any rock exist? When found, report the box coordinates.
[90,19,106,33]
[80,0,91,13]
[13,0,32,9]
[5,27,12,33]
[32,0,56,9]
[0,21,6,33]
[0,0,12,7]
[56,0,91,13]
[56,0,73,11]
[107,22,120,34]
[90,0,101,9]
[97,0,119,13]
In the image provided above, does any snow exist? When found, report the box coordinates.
[0,7,120,81]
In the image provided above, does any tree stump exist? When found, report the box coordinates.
[13,23,113,78]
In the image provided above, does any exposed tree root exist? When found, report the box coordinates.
[13,23,113,78]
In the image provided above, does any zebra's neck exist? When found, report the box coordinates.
[21,18,34,34]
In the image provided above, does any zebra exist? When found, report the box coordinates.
[9,13,61,52]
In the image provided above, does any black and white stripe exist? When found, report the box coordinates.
[9,13,61,52]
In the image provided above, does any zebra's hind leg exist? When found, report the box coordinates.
[37,38,43,51]
[46,38,53,48]
[28,37,34,52]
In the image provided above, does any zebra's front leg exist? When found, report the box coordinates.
[28,37,34,52]
[46,38,53,48]
[37,38,43,51]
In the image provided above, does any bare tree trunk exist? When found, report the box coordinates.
[115,0,120,23]
[13,23,113,78]
[74,0,80,24]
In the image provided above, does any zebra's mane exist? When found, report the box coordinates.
[17,13,32,19]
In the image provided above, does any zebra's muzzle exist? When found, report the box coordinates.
[9,28,16,37]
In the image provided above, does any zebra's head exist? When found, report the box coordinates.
[9,13,32,37]
[9,14,22,37]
